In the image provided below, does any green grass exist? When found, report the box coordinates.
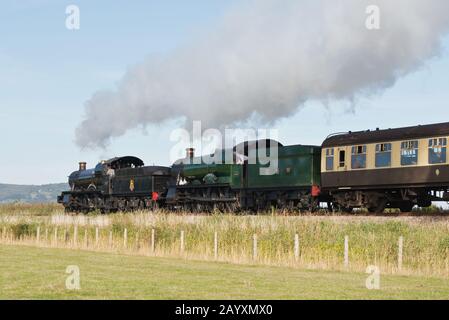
[1,244,449,299]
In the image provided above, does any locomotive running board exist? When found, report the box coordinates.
[185,197,238,203]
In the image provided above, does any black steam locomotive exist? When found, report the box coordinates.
[58,122,449,214]
[58,156,171,213]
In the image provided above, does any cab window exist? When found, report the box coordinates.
[401,141,418,166]
[429,138,447,164]
[375,143,392,168]
[351,145,367,169]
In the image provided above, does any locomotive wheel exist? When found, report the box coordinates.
[333,203,353,213]
[399,202,414,213]
[308,198,319,213]
[367,205,385,214]
[367,198,388,214]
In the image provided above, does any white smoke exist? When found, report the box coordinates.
[76,0,449,148]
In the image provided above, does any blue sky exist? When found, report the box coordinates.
[0,0,448,184]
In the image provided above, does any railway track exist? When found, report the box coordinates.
[289,211,449,217]
[160,210,449,217]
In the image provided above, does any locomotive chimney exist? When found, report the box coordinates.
[186,148,195,160]
[79,162,87,171]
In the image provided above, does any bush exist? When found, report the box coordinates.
[11,223,36,239]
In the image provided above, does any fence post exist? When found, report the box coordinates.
[214,232,218,260]
[95,227,99,247]
[36,226,40,244]
[124,228,128,248]
[344,235,349,268]
[84,229,88,248]
[54,227,58,246]
[151,229,155,253]
[294,234,299,262]
[398,236,404,272]
[64,229,69,244]
[73,225,78,247]
[253,234,258,260]
[109,230,113,248]
[2,226,5,241]
[180,230,185,253]
[136,232,140,250]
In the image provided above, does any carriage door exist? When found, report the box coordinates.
[242,160,248,188]
[337,148,347,171]
[240,160,249,208]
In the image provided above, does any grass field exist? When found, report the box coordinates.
[1,244,449,299]
[3,204,449,277]
[3,203,449,300]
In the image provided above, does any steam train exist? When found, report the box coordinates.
[58,122,449,214]
[58,157,171,213]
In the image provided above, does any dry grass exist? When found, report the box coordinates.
[2,203,449,277]
[0,203,62,216]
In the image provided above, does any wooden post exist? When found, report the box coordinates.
[36,226,40,244]
[124,228,128,248]
[73,226,78,247]
[398,236,404,272]
[95,227,99,247]
[64,229,69,244]
[84,229,88,248]
[344,235,349,268]
[151,229,155,253]
[2,226,5,240]
[136,232,140,250]
[109,230,113,248]
[180,230,185,253]
[214,232,218,260]
[253,234,258,260]
[294,233,299,261]
[54,227,58,246]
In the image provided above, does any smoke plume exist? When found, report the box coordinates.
[76,0,449,148]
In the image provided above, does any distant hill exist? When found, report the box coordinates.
[0,183,68,203]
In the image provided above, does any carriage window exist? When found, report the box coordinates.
[351,145,367,169]
[325,148,334,171]
[375,143,392,168]
[339,150,346,168]
[429,138,447,164]
[401,141,419,166]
